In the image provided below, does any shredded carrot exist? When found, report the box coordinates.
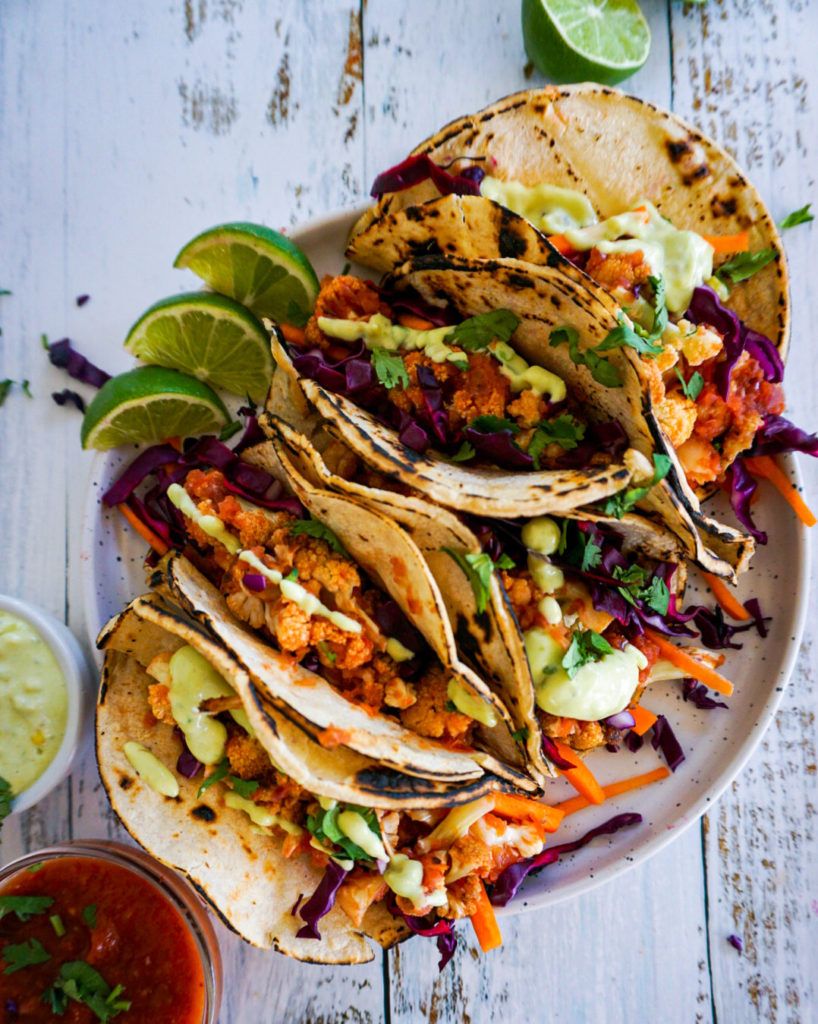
[279,322,307,345]
[555,766,671,816]
[551,739,605,804]
[702,231,749,254]
[545,621,571,650]
[117,503,168,555]
[546,234,575,255]
[492,794,565,833]
[701,571,751,621]
[469,879,502,953]
[630,204,651,223]
[396,312,436,331]
[744,455,817,528]
[629,705,658,737]
[644,628,733,696]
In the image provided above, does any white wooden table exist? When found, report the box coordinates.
[2,2,816,1020]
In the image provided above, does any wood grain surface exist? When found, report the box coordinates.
[1,2,816,1021]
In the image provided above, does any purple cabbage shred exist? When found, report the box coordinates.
[172,726,203,778]
[295,860,350,940]
[242,573,267,593]
[604,710,636,730]
[48,337,110,388]
[682,679,729,710]
[370,154,485,199]
[727,933,743,953]
[386,894,458,971]
[726,460,766,543]
[650,715,685,772]
[541,735,575,771]
[76,294,90,307]
[51,388,86,412]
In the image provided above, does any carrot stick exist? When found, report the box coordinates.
[644,628,733,696]
[469,879,502,953]
[743,455,817,528]
[396,312,435,331]
[546,234,575,255]
[492,794,565,833]
[279,323,307,345]
[700,571,751,621]
[555,766,671,816]
[629,705,658,737]
[702,232,750,254]
[551,739,605,804]
[117,503,169,556]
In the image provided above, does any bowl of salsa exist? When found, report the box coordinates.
[0,840,221,1023]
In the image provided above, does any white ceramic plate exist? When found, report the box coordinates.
[82,206,810,918]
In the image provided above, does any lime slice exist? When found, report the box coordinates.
[124,292,273,403]
[81,366,230,450]
[174,222,319,327]
[522,0,651,86]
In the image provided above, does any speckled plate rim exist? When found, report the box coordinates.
[80,205,812,919]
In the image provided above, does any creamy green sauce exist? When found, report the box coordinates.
[523,516,565,596]
[480,177,597,235]
[168,646,234,765]
[167,484,241,554]
[224,790,304,835]
[0,611,67,796]
[532,642,648,720]
[446,677,498,727]
[123,741,179,798]
[318,313,566,401]
[385,637,414,663]
[337,810,387,861]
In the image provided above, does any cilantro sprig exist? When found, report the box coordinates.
[675,367,704,402]
[599,453,673,519]
[611,564,670,615]
[196,757,259,800]
[780,203,813,229]
[306,803,382,862]
[2,937,51,974]
[562,630,613,679]
[0,894,54,922]
[442,549,515,614]
[715,249,776,284]
[41,961,131,1021]
[371,346,409,390]
[289,518,348,557]
[549,326,622,388]
[528,414,586,469]
[445,309,519,351]
[597,276,668,358]
[0,775,12,838]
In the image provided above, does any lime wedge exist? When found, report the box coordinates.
[522,0,651,85]
[124,292,273,403]
[174,222,319,327]
[81,366,229,450]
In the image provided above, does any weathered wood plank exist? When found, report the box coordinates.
[671,1,818,1020]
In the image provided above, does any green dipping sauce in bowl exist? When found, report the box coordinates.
[0,610,69,795]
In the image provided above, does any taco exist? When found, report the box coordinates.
[267,256,751,580]
[346,86,816,546]
[256,418,743,766]
[97,594,552,963]
[103,433,535,785]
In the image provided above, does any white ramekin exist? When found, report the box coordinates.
[0,595,91,814]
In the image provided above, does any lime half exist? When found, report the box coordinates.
[522,0,651,86]
[124,292,273,403]
[174,222,319,327]
[81,365,229,450]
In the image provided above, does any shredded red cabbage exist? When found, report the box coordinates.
[749,413,818,458]
[385,894,457,970]
[295,860,350,940]
[370,154,485,199]
[51,388,86,412]
[173,726,203,778]
[727,934,743,953]
[48,338,111,388]
[464,423,533,468]
[624,731,644,753]
[650,715,685,771]
[742,598,769,638]
[682,679,729,710]
[541,735,576,770]
[725,460,766,543]
[242,573,267,593]
[103,444,182,505]
[491,812,643,907]
[76,294,90,307]
[389,294,459,327]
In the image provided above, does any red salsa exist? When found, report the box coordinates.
[0,857,205,1023]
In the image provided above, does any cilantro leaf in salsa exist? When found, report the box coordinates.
[442,549,515,614]
[716,249,776,284]
[675,367,704,402]
[562,630,614,679]
[82,904,97,928]
[445,309,519,351]
[2,937,51,974]
[41,961,131,1022]
[779,203,813,229]
[599,453,672,518]
[0,895,54,922]
[549,326,622,388]
[371,346,409,390]
[289,518,348,557]
[0,379,13,408]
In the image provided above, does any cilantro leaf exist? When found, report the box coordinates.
[21,379,32,398]
[318,639,337,664]
[0,380,13,407]
[444,700,458,712]
[675,367,704,402]
[0,895,54,922]
[289,518,348,556]
[716,249,776,284]
[600,453,672,518]
[467,414,519,435]
[0,775,12,837]
[229,776,259,799]
[549,326,622,388]
[597,277,667,357]
[283,567,298,582]
[2,937,51,974]
[371,346,409,390]
[306,803,382,862]
[82,904,97,929]
[580,537,602,572]
[197,758,229,798]
[448,441,476,463]
[445,309,519,351]
[562,630,614,679]
[780,204,813,229]
[41,961,130,1021]
[511,727,530,744]
[442,549,515,614]
[641,576,670,615]
[528,414,586,468]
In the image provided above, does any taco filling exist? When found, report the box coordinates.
[165,467,480,747]
[288,274,628,473]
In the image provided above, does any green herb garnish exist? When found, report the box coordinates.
[306,803,382,863]
[511,727,530,744]
[318,640,337,665]
[289,518,348,556]
[371,346,409,390]
[442,549,515,614]
[41,961,131,1021]
[675,367,704,402]
[82,904,97,928]
[528,414,586,469]
[599,453,672,518]
[562,629,614,679]
[2,938,51,974]
[597,276,667,357]
[197,758,229,798]
[716,249,776,284]
[49,914,66,937]
[468,414,519,435]
[549,326,622,388]
[21,379,32,398]
[448,441,476,463]
[780,204,813,229]
[229,776,259,799]
[0,895,54,922]
[445,309,519,351]
[218,420,243,441]
[0,380,13,407]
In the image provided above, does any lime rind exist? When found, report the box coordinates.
[174,222,319,325]
[124,291,273,403]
